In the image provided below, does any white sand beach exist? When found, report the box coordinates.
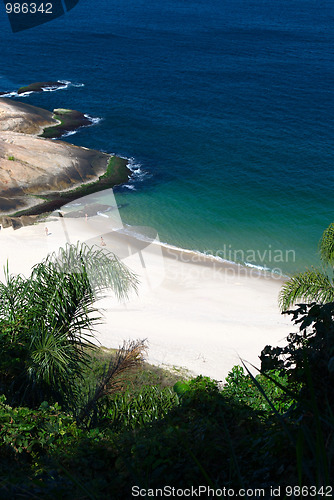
[0,203,291,382]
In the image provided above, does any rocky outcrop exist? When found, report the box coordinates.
[17,81,67,94]
[41,108,92,138]
[0,98,129,217]
[0,130,110,215]
[0,97,58,135]
[0,214,40,230]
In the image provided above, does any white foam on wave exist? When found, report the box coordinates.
[56,113,101,139]
[244,262,271,272]
[13,91,32,97]
[70,82,85,88]
[60,130,77,138]
[119,225,221,261]
[119,157,151,190]
[55,80,85,90]
[84,114,103,126]
[117,225,286,277]
[42,82,70,92]
[5,80,84,99]
[0,91,17,97]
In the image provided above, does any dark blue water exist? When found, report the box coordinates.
[1,0,334,274]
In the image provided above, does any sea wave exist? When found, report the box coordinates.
[66,81,85,88]
[13,91,32,97]
[59,130,77,138]
[116,225,286,277]
[244,262,271,272]
[84,114,103,126]
[57,114,102,139]
[120,158,151,190]
[0,91,17,97]
[41,80,71,92]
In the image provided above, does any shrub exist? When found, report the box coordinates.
[260,302,334,486]
[222,365,293,414]
[0,396,80,456]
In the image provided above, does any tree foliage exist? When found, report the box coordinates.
[279,222,334,311]
[260,302,334,486]
[319,222,334,266]
[261,302,334,406]
[0,242,138,408]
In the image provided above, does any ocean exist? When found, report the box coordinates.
[1,0,334,274]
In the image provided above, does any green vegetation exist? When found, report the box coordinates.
[280,222,334,311]
[7,156,15,161]
[0,230,334,497]
[40,109,91,139]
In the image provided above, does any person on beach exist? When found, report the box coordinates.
[85,213,88,222]
[45,227,49,236]
[100,236,106,246]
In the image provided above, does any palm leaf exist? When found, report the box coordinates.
[32,241,139,301]
[279,268,334,312]
[78,339,147,425]
[0,242,139,407]
[319,222,334,266]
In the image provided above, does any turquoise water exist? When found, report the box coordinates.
[1,0,334,274]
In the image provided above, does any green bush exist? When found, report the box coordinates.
[0,396,80,456]
[260,302,334,486]
[222,365,293,414]
[115,376,270,492]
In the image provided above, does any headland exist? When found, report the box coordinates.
[0,96,130,223]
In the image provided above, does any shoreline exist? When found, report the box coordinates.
[0,97,132,218]
[118,225,289,280]
[11,155,131,219]
[0,93,291,381]
[0,215,290,380]
[0,97,131,219]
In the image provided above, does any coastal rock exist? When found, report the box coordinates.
[0,97,58,135]
[17,81,66,94]
[0,214,40,230]
[41,108,92,139]
[0,98,130,216]
[0,130,110,214]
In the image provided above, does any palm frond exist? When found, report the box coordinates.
[78,339,147,424]
[279,268,334,312]
[32,241,139,301]
[0,273,32,323]
[319,222,334,266]
[0,242,140,408]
